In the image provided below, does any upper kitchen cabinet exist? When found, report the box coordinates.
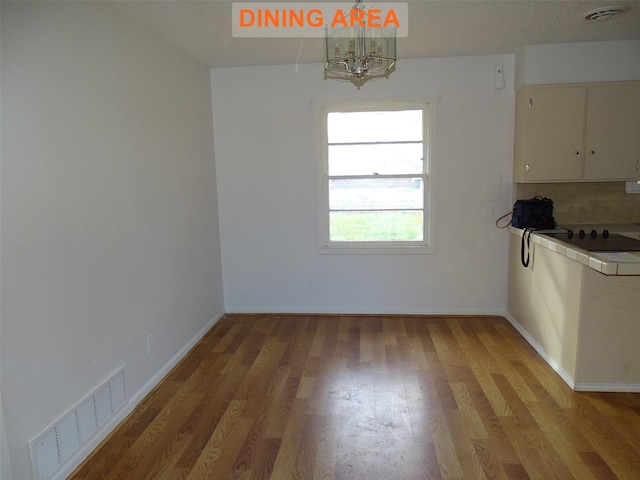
[513,82,640,183]
[583,83,640,181]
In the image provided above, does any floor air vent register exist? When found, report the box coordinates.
[28,367,127,480]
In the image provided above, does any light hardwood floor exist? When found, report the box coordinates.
[69,314,640,479]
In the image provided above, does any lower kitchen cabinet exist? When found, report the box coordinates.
[507,233,640,391]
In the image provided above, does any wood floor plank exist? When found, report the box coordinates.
[500,417,577,480]
[232,365,289,472]
[144,436,192,480]
[69,314,640,480]
[579,451,620,480]
[107,392,205,480]
[471,437,510,480]
[269,398,311,479]
[524,400,600,480]
[185,400,253,480]
[264,374,300,439]
[414,441,444,480]
[527,383,596,453]
[570,393,640,479]
[174,364,250,470]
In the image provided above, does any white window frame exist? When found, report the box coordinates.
[316,98,437,255]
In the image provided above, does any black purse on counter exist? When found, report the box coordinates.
[512,197,556,267]
[511,196,556,230]
[495,196,556,267]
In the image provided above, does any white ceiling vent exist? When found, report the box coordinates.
[583,6,628,21]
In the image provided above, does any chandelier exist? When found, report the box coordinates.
[324,0,397,87]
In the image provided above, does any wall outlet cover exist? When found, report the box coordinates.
[625,181,640,194]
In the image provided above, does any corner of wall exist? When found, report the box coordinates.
[514,47,527,89]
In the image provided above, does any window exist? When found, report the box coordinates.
[317,100,434,253]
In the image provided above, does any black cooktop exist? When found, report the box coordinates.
[543,230,640,252]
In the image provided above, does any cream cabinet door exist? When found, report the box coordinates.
[526,86,586,182]
[583,83,640,181]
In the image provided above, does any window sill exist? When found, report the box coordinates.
[316,245,437,255]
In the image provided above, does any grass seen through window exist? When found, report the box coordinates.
[330,211,423,241]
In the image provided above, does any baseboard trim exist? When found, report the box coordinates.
[502,311,577,390]
[224,307,507,316]
[573,382,640,393]
[53,309,226,480]
[502,311,640,393]
[125,308,226,410]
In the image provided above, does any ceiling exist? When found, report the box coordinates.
[112,0,640,68]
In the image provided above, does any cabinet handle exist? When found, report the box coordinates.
[574,151,580,155]
[525,164,530,172]
[589,150,595,155]
[636,162,639,171]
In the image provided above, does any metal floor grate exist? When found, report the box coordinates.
[29,367,127,480]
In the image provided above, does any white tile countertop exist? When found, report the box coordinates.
[509,224,640,276]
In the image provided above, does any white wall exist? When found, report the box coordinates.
[516,40,640,86]
[0,4,11,479]
[211,55,515,314]
[1,3,224,479]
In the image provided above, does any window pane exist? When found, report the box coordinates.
[328,143,423,176]
[328,110,423,143]
[330,211,423,241]
[329,178,423,210]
